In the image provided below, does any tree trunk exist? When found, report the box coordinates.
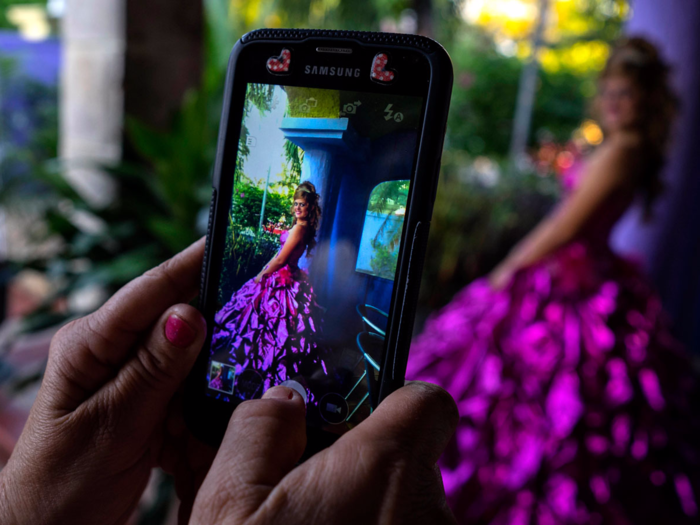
[412,0,434,39]
[508,0,549,171]
[123,0,203,132]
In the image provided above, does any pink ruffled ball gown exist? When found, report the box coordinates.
[408,166,700,524]
[209,374,224,392]
[212,230,327,398]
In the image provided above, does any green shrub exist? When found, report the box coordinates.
[218,224,281,304]
[418,165,560,315]
[369,239,398,281]
[232,181,293,230]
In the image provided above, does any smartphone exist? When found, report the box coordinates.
[185,28,452,455]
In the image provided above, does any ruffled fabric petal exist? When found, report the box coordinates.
[212,261,327,403]
[408,241,700,524]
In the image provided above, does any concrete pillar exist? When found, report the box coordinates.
[61,0,124,206]
[280,117,367,313]
[281,117,368,243]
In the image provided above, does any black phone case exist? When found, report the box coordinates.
[185,28,453,455]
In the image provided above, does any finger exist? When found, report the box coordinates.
[232,383,458,525]
[190,386,306,524]
[299,382,456,524]
[88,304,206,437]
[43,238,205,408]
[343,381,458,466]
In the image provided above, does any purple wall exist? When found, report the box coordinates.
[612,0,700,352]
[0,31,60,85]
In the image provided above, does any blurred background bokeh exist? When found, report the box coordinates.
[0,0,698,522]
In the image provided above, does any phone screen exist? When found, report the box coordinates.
[206,82,425,434]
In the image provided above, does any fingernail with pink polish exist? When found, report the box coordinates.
[165,315,197,347]
[263,386,296,400]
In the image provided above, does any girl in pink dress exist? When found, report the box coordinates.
[209,367,224,391]
[409,38,700,524]
[212,182,327,398]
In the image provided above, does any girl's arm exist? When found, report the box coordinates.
[490,143,638,289]
[255,227,305,282]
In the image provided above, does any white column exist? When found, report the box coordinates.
[61,0,124,206]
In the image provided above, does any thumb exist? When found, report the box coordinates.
[95,304,207,438]
[348,381,458,466]
[191,386,307,524]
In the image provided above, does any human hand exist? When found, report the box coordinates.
[191,381,459,525]
[0,239,216,524]
[488,261,516,291]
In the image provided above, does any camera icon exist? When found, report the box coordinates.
[340,100,362,117]
[300,97,318,113]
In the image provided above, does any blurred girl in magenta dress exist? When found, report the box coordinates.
[408,38,700,524]
[212,182,327,397]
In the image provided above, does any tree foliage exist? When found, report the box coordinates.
[368,180,409,214]
[234,84,276,185]
[0,59,58,201]
[231,179,292,230]
[284,141,303,181]
[0,0,49,30]
[366,180,409,280]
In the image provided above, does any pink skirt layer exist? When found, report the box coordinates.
[408,241,700,524]
[212,265,326,398]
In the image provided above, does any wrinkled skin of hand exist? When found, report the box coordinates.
[0,239,215,525]
[0,236,460,525]
[192,381,459,525]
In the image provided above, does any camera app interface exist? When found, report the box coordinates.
[207,83,424,434]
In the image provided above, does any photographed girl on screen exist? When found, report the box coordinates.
[209,365,224,391]
[212,181,327,398]
[409,38,700,523]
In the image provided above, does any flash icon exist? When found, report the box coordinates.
[384,104,394,121]
[384,104,404,123]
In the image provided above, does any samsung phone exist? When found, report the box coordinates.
[184,28,453,455]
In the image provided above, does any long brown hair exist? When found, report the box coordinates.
[291,181,321,254]
[596,36,679,218]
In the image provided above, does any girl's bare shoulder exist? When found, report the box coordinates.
[289,224,308,238]
[581,138,643,192]
[590,136,643,168]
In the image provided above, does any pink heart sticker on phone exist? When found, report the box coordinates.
[267,48,291,74]
[370,53,395,83]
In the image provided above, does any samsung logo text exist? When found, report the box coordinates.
[304,65,361,77]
